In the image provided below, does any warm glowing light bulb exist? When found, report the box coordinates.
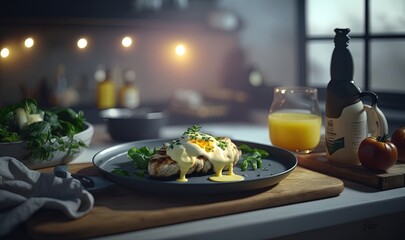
[175,44,186,56]
[77,38,88,49]
[24,37,34,48]
[1,48,10,58]
[122,36,133,47]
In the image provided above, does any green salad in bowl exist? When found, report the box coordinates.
[0,99,93,169]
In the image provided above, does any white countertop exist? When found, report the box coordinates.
[72,123,405,240]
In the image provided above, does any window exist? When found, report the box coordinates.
[300,0,405,110]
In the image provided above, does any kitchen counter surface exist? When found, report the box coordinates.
[72,123,405,240]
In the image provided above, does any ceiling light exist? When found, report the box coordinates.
[77,38,88,49]
[24,37,34,48]
[1,48,10,58]
[122,36,133,48]
[175,44,186,56]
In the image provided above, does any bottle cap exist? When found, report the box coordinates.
[94,69,106,82]
[124,70,136,83]
[334,28,351,47]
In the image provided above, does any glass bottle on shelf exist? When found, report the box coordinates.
[119,69,139,109]
[53,64,67,105]
[96,68,116,109]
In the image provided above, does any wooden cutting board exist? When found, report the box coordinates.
[25,163,343,240]
[298,153,405,190]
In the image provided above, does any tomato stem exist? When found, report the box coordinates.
[377,134,389,142]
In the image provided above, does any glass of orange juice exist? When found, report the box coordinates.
[268,86,321,153]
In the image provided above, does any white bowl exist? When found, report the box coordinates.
[0,122,94,169]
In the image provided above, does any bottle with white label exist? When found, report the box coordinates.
[119,69,139,109]
[325,28,388,165]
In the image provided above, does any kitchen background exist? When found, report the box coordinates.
[0,0,404,131]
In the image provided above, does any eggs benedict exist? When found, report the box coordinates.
[148,126,244,182]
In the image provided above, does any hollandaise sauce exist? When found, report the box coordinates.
[166,131,244,183]
[209,162,244,182]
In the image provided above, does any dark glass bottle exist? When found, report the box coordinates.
[326,28,361,118]
[325,28,388,164]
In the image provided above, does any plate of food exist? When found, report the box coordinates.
[92,125,297,194]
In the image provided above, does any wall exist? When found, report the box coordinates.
[0,22,238,107]
[219,0,298,87]
[0,0,298,110]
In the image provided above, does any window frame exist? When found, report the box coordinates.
[298,0,405,110]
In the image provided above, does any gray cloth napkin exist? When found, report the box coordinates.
[0,157,94,237]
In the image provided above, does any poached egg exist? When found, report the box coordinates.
[166,131,244,182]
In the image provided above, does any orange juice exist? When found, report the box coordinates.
[268,112,321,152]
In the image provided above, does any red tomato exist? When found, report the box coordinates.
[358,135,398,171]
[391,127,405,161]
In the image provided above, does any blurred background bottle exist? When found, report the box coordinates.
[119,69,139,109]
[96,67,116,109]
[51,64,80,107]
[53,64,67,104]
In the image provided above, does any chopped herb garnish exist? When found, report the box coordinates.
[216,138,228,150]
[169,125,229,152]
[183,124,201,136]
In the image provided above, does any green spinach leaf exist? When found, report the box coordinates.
[239,144,269,171]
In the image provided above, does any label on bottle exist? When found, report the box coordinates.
[325,136,345,155]
[325,102,367,165]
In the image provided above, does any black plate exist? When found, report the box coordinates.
[92,139,297,195]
